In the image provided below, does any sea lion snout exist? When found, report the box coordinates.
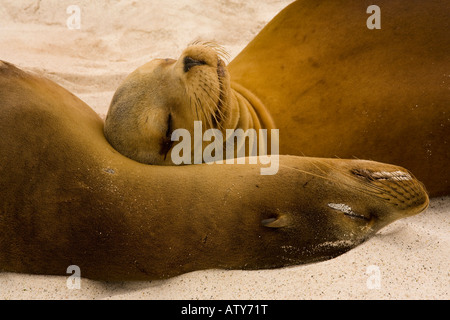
[348,164,429,225]
[301,158,431,234]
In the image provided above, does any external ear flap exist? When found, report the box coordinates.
[261,214,291,228]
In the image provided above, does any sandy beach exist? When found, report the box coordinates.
[0,0,448,300]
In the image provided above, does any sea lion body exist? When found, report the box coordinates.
[228,0,450,196]
[0,62,428,280]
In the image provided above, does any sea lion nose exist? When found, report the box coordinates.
[183,56,206,73]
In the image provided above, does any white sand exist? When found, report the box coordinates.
[0,0,448,300]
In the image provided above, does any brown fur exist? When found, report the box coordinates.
[229,0,450,196]
[104,42,275,166]
[0,61,428,280]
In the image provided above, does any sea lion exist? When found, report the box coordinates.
[104,41,276,166]
[105,1,449,196]
[0,61,428,281]
[229,0,450,196]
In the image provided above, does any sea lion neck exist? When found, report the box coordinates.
[228,81,276,132]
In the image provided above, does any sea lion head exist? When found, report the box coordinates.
[254,158,429,266]
[104,41,234,165]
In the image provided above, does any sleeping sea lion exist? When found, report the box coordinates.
[105,41,275,166]
[0,61,428,280]
[106,1,449,196]
[229,0,450,196]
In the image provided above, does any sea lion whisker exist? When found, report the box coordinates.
[195,71,227,127]
[199,84,224,129]
[192,95,200,122]
[277,164,333,181]
[207,101,222,129]
[300,156,331,177]
[278,164,387,198]
[188,40,230,63]
[186,87,200,122]
[206,90,225,118]
[199,91,216,128]
[283,160,393,199]
[198,95,214,129]
[193,91,208,125]
[204,83,227,116]
[316,160,393,194]
[300,157,377,191]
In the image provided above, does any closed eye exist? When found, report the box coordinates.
[159,113,174,160]
[165,113,172,138]
[183,56,206,73]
